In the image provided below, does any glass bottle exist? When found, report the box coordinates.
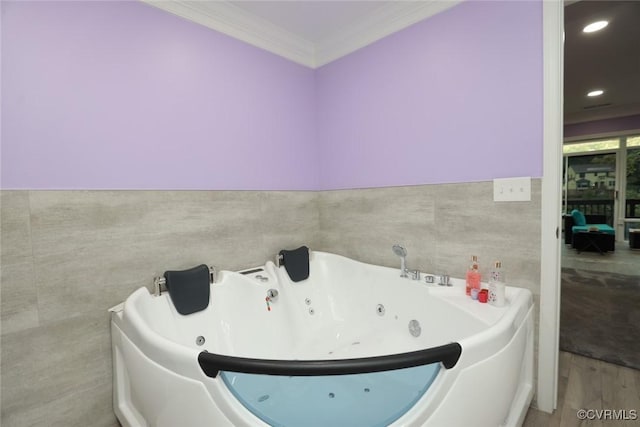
[490,261,503,284]
[489,261,506,306]
[465,256,481,295]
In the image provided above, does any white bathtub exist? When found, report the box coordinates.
[110,251,534,427]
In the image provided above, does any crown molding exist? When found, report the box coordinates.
[142,1,461,69]
[143,1,316,68]
[315,1,462,68]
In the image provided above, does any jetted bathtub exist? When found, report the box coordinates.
[110,251,534,427]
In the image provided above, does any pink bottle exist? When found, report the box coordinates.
[465,255,481,296]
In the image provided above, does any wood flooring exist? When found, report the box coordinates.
[523,351,640,426]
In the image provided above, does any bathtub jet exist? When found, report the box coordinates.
[110,250,534,427]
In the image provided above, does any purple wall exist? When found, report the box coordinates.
[316,1,543,189]
[564,114,640,139]
[2,1,545,191]
[1,1,318,190]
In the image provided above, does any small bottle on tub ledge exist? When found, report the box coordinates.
[465,255,481,296]
[488,261,506,307]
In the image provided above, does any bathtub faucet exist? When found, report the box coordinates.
[392,244,409,278]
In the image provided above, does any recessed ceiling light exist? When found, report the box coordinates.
[583,21,608,33]
[587,90,604,97]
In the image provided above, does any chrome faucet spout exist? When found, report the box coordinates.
[400,258,408,278]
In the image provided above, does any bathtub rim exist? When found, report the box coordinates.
[110,251,533,375]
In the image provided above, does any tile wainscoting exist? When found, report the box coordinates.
[1,181,541,425]
[317,181,541,290]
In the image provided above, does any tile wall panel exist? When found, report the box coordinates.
[318,181,542,293]
[1,191,39,335]
[317,185,438,270]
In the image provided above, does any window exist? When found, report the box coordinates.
[563,133,640,241]
[563,138,619,154]
[626,140,640,221]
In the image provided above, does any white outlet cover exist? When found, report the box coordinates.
[493,177,531,202]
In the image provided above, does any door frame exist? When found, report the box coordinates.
[538,0,563,413]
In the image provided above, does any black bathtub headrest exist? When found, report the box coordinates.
[278,246,309,282]
[164,264,210,315]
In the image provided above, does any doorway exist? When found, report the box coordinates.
[558,0,640,395]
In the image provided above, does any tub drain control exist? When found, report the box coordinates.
[408,320,421,337]
[196,336,206,346]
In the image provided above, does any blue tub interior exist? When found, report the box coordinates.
[220,363,441,427]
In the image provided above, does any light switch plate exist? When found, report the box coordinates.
[493,177,531,202]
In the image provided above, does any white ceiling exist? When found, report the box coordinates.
[231,1,394,43]
[144,0,461,68]
[564,1,640,125]
[145,1,640,125]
